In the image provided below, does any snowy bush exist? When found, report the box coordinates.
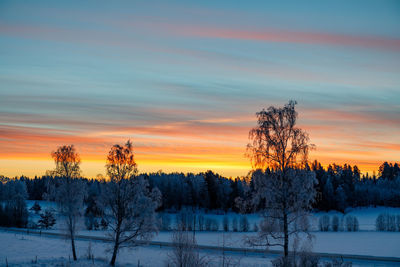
[387,214,396,231]
[30,201,41,214]
[272,253,319,267]
[319,215,330,231]
[210,218,219,231]
[272,254,352,267]
[100,218,108,230]
[168,229,208,267]
[253,222,259,232]
[239,215,249,232]
[204,217,218,231]
[38,209,56,229]
[198,214,205,231]
[223,216,229,232]
[331,215,339,232]
[322,258,352,267]
[176,210,192,231]
[345,215,359,231]
[376,213,400,231]
[161,213,171,231]
[205,218,212,231]
[232,217,238,232]
[85,215,99,230]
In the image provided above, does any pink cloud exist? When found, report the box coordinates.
[158,23,400,51]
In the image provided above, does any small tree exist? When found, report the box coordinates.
[319,215,330,232]
[223,216,229,232]
[30,202,42,214]
[168,228,208,267]
[246,101,317,260]
[205,218,212,231]
[345,215,359,232]
[50,145,85,261]
[161,213,171,231]
[331,215,339,232]
[198,214,205,231]
[253,223,259,232]
[239,215,249,232]
[38,209,56,229]
[232,217,238,232]
[99,140,160,266]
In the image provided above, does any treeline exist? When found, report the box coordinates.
[0,179,29,227]
[1,161,399,214]
[312,161,400,211]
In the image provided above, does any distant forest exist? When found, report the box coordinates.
[1,161,399,213]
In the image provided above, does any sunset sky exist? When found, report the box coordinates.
[1,0,399,178]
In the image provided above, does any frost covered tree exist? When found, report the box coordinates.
[30,201,41,214]
[246,100,317,261]
[168,228,208,267]
[49,145,85,261]
[38,209,56,229]
[99,140,160,266]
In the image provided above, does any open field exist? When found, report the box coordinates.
[2,204,400,266]
[1,230,399,267]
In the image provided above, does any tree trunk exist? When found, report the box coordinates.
[71,235,77,261]
[110,244,119,266]
[283,211,288,258]
[110,230,120,266]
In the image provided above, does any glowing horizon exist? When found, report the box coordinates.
[1,1,399,178]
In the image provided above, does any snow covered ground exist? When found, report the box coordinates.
[0,231,277,267]
[12,203,400,266]
[1,231,399,267]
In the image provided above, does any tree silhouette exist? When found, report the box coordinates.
[50,145,85,261]
[246,100,317,262]
[100,140,160,266]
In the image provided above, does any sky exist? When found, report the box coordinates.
[0,0,399,178]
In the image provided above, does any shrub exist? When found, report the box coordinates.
[232,217,238,232]
[100,218,108,230]
[176,210,192,231]
[198,214,205,231]
[85,215,97,230]
[345,215,359,231]
[161,213,171,231]
[38,209,56,229]
[239,215,249,232]
[376,213,400,231]
[30,202,42,214]
[168,230,208,267]
[272,253,320,267]
[331,215,339,232]
[210,219,219,231]
[376,214,385,231]
[253,223,259,232]
[319,215,330,231]
[205,218,212,231]
[387,214,396,231]
[223,216,229,232]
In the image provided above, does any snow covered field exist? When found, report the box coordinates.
[26,200,400,232]
[0,231,277,267]
[5,203,399,266]
[1,230,399,267]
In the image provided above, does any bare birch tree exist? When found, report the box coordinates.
[50,145,85,261]
[168,227,208,267]
[99,140,160,266]
[246,100,317,263]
